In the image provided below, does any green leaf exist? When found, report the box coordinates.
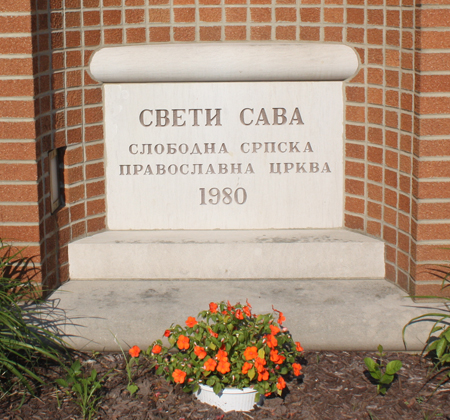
[443,328,450,341]
[364,357,377,371]
[379,373,394,385]
[248,367,255,381]
[377,344,384,355]
[206,378,215,386]
[55,379,69,388]
[127,384,138,395]
[213,382,222,395]
[379,386,387,395]
[436,337,448,358]
[258,348,265,359]
[385,360,402,375]
[209,342,217,351]
[369,370,382,381]
[156,366,164,375]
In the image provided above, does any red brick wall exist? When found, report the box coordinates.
[1,0,449,296]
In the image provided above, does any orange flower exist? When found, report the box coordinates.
[243,306,251,317]
[164,329,171,337]
[204,358,217,371]
[254,357,267,373]
[235,309,243,320]
[217,360,231,374]
[186,316,197,328]
[194,346,207,359]
[177,335,190,350]
[129,345,141,358]
[292,363,302,376]
[269,325,280,335]
[257,368,269,382]
[270,349,285,364]
[152,344,162,354]
[265,334,278,349]
[208,328,218,338]
[216,348,228,362]
[265,391,272,397]
[276,376,286,390]
[272,306,286,325]
[172,369,186,384]
[244,346,258,360]
[242,362,253,374]
[209,302,218,313]
[295,342,304,352]
[227,300,234,311]
[246,298,252,308]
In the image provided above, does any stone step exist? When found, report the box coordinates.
[68,229,385,280]
[40,279,442,351]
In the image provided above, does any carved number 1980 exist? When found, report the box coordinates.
[199,187,247,205]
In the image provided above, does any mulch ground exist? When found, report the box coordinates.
[1,351,449,420]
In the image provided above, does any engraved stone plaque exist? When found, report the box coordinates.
[105,82,344,230]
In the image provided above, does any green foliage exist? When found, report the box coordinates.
[403,257,450,391]
[0,240,67,399]
[364,345,402,395]
[56,359,110,420]
[145,300,304,399]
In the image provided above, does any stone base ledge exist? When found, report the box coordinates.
[68,229,385,280]
[40,279,440,351]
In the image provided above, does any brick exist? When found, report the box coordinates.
[416,181,450,199]
[347,8,364,25]
[251,8,272,22]
[367,28,383,45]
[0,0,33,12]
[367,87,383,105]
[300,8,320,22]
[83,11,101,26]
[345,196,365,213]
[417,31,450,49]
[417,9,450,28]
[174,8,196,22]
[104,28,123,44]
[345,178,365,195]
[417,75,450,93]
[0,37,33,55]
[347,27,364,43]
[417,118,450,136]
[324,26,342,42]
[345,161,365,177]
[87,216,106,233]
[276,26,296,40]
[0,184,38,202]
[346,105,365,122]
[251,26,271,40]
[346,124,365,141]
[368,183,382,201]
[86,180,105,198]
[418,202,450,220]
[225,26,247,40]
[276,8,296,22]
[0,16,32,33]
[86,162,104,179]
[87,198,106,216]
[0,163,37,182]
[299,27,320,41]
[367,221,381,236]
[0,122,35,139]
[0,100,34,118]
[199,8,222,22]
[416,96,450,114]
[0,225,40,242]
[103,10,122,25]
[149,9,170,22]
[226,8,247,22]
[345,143,365,159]
[85,143,104,161]
[344,214,364,230]
[0,205,39,223]
[200,26,221,41]
[126,27,146,43]
[0,58,33,76]
[150,27,170,42]
[368,165,382,182]
[126,9,145,23]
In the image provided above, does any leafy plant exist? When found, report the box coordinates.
[143,300,304,400]
[0,240,67,399]
[364,345,402,395]
[56,359,110,420]
[403,258,450,390]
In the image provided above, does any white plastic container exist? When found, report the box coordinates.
[194,384,258,412]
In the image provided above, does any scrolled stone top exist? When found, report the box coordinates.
[89,43,359,83]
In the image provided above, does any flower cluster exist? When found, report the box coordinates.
[141,301,303,399]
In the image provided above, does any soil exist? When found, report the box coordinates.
[1,351,449,420]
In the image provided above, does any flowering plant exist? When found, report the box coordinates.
[143,300,303,399]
